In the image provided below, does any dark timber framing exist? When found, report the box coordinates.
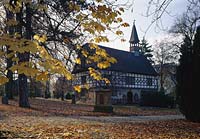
[73,21,158,104]
[73,70,158,90]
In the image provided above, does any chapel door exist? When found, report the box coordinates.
[99,94,104,104]
[127,91,133,104]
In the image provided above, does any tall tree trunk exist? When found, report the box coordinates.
[17,3,32,108]
[18,74,30,107]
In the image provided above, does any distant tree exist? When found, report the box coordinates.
[176,26,200,122]
[153,37,180,91]
[29,78,45,98]
[169,2,200,44]
[140,37,153,63]
[167,1,200,122]
[53,77,72,100]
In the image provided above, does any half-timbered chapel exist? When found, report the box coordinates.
[73,22,158,104]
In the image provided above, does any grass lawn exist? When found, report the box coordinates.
[0,98,199,139]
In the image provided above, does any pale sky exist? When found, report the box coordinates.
[99,0,188,51]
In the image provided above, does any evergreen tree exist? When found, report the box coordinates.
[190,26,200,122]
[177,26,200,122]
[140,37,153,62]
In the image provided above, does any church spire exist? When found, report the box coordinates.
[129,20,140,54]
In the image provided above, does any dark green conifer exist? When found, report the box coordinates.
[176,26,200,122]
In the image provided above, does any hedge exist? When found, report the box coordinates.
[139,91,175,108]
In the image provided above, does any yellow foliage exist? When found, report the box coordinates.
[5,1,22,13]
[84,84,90,89]
[11,57,19,63]
[88,67,102,80]
[74,85,81,93]
[116,17,123,23]
[33,35,40,40]
[116,30,123,36]
[96,48,107,57]
[76,44,82,50]
[75,58,81,64]
[121,22,130,27]
[81,50,88,57]
[94,36,109,43]
[9,62,39,77]
[6,19,18,26]
[88,55,100,62]
[97,61,111,69]
[14,33,21,38]
[7,52,15,58]
[0,0,128,88]
[0,32,72,84]
[40,35,47,43]
[107,56,117,63]
[103,78,110,84]
[82,21,106,33]
[119,7,124,12]
[33,34,47,43]
[89,43,98,49]
[36,72,48,81]
[121,38,126,42]
[0,51,5,56]
[0,76,9,85]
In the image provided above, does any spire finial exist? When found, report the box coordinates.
[129,20,139,44]
[129,19,140,53]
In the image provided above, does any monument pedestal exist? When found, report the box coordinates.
[93,89,113,113]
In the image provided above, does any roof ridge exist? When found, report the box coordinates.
[99,45,141,55]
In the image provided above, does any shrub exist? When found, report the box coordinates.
[65,93,72,99]
[140,91,175,108]
[29,91,36,98]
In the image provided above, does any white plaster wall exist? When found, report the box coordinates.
[111,88,142,104]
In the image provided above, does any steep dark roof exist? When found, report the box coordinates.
[99,45,157,75]
[73,43,157,76]
[129,22,140,44]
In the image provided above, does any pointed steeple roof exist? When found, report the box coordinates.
[129,21,139,44]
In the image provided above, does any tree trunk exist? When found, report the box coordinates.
[19,74,30,107]
[45,76,50,98]
[61,91,64,101]
[17,3,32,108]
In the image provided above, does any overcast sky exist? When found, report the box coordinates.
[99,0,189,51]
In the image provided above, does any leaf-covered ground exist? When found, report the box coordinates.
[1,98,180,117]
[0,98,199,139]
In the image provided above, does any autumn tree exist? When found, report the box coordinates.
[4,8,14,100]
[0,0,128,107]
